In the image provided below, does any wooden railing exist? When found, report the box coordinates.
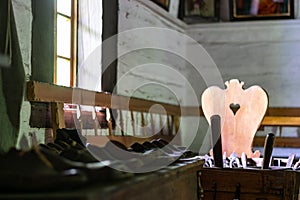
[27,81,184,146]
[27,81,300,147]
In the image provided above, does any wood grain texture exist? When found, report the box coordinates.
[94,160,202,200]
[27,81,182,116]
[201,79,268,158]
[50,102,65,139]
[199,168,300,200]
[0,160,203,199]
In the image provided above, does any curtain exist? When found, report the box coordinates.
[77,0,102,91]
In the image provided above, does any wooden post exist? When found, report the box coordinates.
[150,113,155,135]
[92,107,98,136]
[174,115,180,135]
[131,111,136,136]
[119,110,125,136]
[159,114,164,135]
[167,115,172,136]
[106,108,113,136]
[50,102,65,139]
[141,112,146,136]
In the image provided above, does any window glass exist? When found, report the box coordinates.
[57,0,71,16]
[57,14,71,58]
[56,57,71,87]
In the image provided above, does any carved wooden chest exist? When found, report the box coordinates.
[198,167,300,200]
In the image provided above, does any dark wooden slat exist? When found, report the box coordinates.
[253,136,300,148]
[30,104,107,129]
[265,107,300,117]
[29,102,52,128]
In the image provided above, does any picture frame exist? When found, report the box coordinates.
[180,0,220,24]
[230,0,295,21]
[150,0,170,11]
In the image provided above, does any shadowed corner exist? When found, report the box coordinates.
[0,0,25,151]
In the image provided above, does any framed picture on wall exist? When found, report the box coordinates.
[150,0,170,11]
[180,0,220,24]
[230,0,295,20]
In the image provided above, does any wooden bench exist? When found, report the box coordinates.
[27,81,300,148]
[27,81,183,147]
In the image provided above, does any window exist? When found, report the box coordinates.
[54,0,110,91]
[30,0,118,131]
[53,0,110,132]
[54,0,77,87]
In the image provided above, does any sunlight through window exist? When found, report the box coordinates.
[55,0,76,87]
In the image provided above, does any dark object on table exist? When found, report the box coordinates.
[0,148,87,193]
[130,142,146,153]
[211,114,223,168]
[262,133,275,169]
[56,128,87,147]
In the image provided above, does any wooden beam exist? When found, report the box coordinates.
[27,81,184,116]
[27,81,76,103]
[265,107,300,117]
[261,116,300,126]
[253,136,300,148]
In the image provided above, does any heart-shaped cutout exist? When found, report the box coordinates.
[229,103,240,115]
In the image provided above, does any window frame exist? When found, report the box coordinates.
[54,0,77,87]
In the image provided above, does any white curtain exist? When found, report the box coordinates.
[77,0,102,91]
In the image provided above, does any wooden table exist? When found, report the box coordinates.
[0,160,204,200]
